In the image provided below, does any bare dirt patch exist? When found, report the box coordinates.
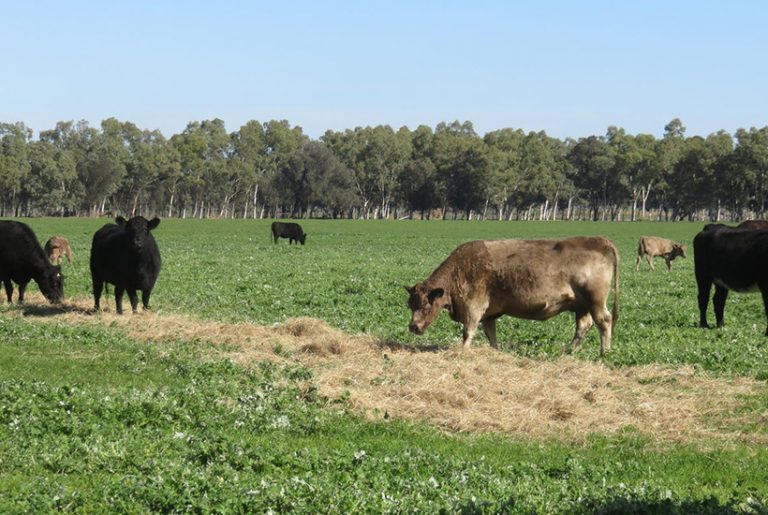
[10,294,768,445]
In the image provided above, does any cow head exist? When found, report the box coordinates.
[405,283,449,335]
[672,244,687,259]
[299,232,307,245]
[39,265,64,304]
[117,216,160,250]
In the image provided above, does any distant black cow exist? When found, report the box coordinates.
[271,221,306,245]
[694,224,768,334]
[737,220,768,230]
[90,216,161,314]
[0,220,63,304]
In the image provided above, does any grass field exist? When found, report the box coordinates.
[1,218,767,512]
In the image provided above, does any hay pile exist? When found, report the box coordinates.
[11,293,768,445]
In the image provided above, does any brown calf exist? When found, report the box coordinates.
[635,236,686,271]
[44,236,73,265]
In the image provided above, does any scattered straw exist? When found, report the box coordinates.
[7,293,768,446]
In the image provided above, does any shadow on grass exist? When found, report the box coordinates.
[375,337,446,353]
[458,495,765,515]
[20,301,95,317]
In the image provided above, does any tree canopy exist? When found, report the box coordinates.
[1,117,766,222]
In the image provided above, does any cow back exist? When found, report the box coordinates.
[694,225,768,291]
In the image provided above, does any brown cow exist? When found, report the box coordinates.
[44,236,73,265]
[737,220,768,230]
[635,236,686,271]
[405,237,619,355]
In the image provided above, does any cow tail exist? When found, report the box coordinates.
[611,243,619,328]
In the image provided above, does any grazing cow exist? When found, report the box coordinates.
[271,221,306,245]
[406,237,619,355]
[44,236,73,265]
[737,220,768,230]
[635,236,687,271]
[90,216,161,314]
[694,224,768,335]
[0,221,63,304]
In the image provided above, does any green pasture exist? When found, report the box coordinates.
[1,218,767,513]
[19,217,768,377]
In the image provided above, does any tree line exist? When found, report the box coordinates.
[1,117,767,221]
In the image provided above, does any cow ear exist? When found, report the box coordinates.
[428,288,444,302]
[404,285,415,295]
[116,216,127,226]
[148,217,160,230]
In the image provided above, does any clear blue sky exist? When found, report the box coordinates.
[2,0,766,140]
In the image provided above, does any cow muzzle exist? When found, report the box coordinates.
[409,322,425,335]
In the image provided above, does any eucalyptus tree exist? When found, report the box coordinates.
[0,122,33,215]
[732,127,768,217]
[23,140,78,215]
[652,118,687,219]
[262,120,308,217]
[568,135,618,221]
[323,125,410,219]
[170,119,232,218]
[606,127,657,221]
[108,119,168,216]
[395,125,439,219]
[397,158,439,218]
[516,131,570,220]
[430,121,485,218]
[170,124,206,218]
[484,128,524,220]
[231,120,267,218]
[273,141,356,218]
[668,131,733,220]
[74,119,127,215]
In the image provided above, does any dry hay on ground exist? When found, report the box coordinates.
[9,293,768,446]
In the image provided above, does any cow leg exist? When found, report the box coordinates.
[17,282,27,304]
[713,285,729,328]
[760,285,768,336]
[481,319,498,349]
[647,255,654,270]
[635,254,642,271]
[127,289,139,313]
[665,256,672,271]
[141,290,152,311]
[590,305,613,356]
[696,276,712,328]
[570,311,593,352]
[2,279,12,303]
[461,322,479,348]
[114,286,125,315]
[93,278,104,310]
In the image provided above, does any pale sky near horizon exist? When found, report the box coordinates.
[2,0,766,140]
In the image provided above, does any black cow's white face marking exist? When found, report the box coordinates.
[41,266,64,303]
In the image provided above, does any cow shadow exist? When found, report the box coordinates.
[20,302,94,318]
[375,337,445,353]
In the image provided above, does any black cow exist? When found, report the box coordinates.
[90,216,161,314]
[694,224,768,334]
[737,220,768,230]
[0,220,63,304]
[271,221,306,245]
